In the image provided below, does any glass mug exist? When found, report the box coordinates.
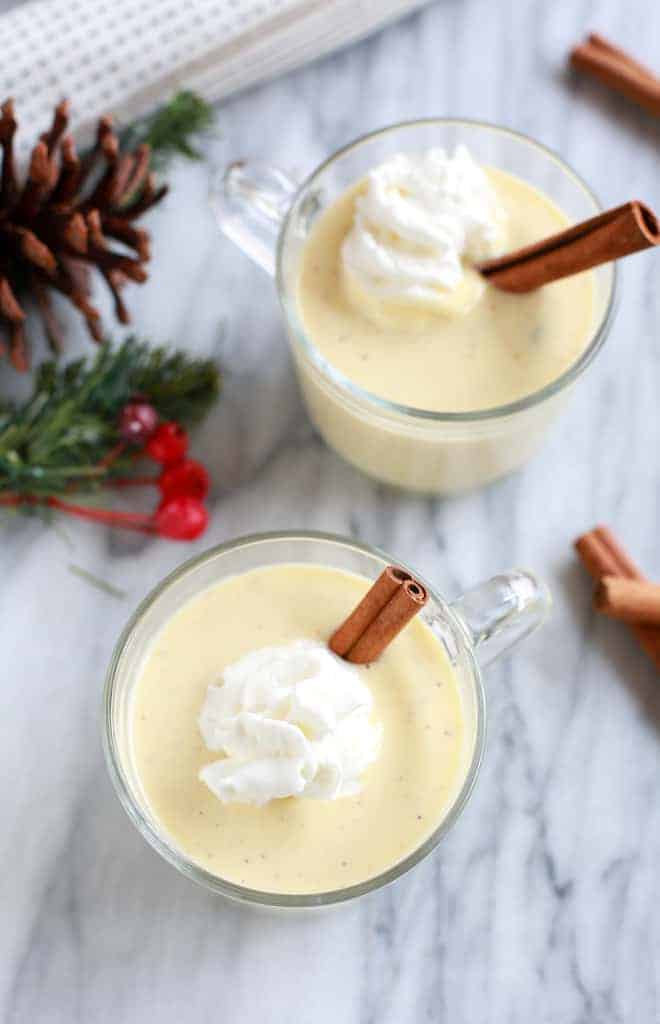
[103,531,551,909]
[211,119,616,495]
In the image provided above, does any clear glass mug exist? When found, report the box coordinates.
[103,530,551,909]
[211,120,616,495]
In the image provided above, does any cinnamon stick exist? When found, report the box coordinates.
[348,579,428,665]
[329,566,427,664]
[329,565,411,657]
[574,525,660,670]
[595,576,660,626]
[477,201,660,293]
[570,33,660,118]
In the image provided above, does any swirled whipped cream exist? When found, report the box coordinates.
[198,640,382,806]
[341,145,507,319]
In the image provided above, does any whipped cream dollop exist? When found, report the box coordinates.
[198,640,382,806]
[341,145,507,319]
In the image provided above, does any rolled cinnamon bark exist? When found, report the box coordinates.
[595,576,660,625]
[477,201,660,293]
[329,565,411,657]
[591,525,642,580]
[570,33,660,118]
[347,578,428,665]
[574,525,660,670]
[574,529,623,581]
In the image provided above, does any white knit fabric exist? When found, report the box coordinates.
[0,0,429,155]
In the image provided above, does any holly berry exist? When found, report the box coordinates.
[118,400,159,444]
[154,495,209,540]
[158,459,210,501]
[145,421,189,465]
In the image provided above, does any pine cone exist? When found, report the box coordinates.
[0,98,168,370]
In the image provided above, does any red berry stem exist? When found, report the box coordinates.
[98,440,128,469]
[0,492,154,532]
[46,496,155,533]
[103,460,210,502]
[1,469,209,542]
[104,475,159,488]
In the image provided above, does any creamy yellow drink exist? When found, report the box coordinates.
[292,146,596,492]
[131,564,469,895]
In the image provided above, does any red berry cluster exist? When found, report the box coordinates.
[119,402,210,541]
[1,401,213,541]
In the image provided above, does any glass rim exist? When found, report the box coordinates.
[276,117,618,424]
[102,529,487,908]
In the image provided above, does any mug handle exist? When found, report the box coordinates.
[210,160,300,277]
[449,571,551,668]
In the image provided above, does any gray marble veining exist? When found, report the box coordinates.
[2,1,660,1021]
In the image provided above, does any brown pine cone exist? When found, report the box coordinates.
[0,98,168,370]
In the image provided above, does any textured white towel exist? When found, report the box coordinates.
[0,0,430,156]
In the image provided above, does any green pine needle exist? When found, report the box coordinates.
[68,563,127,599]
[120,91,216,169]
[0,337,220,499]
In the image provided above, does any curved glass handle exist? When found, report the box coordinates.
[449,570,551,669]
[209,160,300,277]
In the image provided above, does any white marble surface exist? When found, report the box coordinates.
[3,1,660,1021]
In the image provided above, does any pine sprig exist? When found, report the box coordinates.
[120,91,216,170]
[0,337,220,498]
